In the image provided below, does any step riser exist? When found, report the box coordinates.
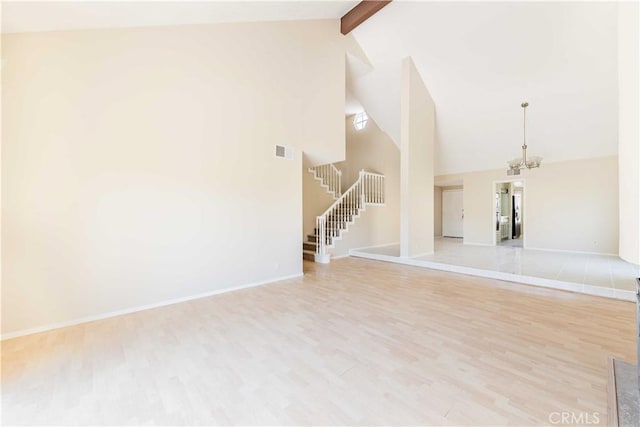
[302,252,315,261]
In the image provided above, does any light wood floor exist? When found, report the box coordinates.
[1,257,636,426]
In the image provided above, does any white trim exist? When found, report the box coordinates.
[349,242,400,252]
[524,246,619,257]
[349,250,635,302]
[463,241,619,258]
[462,241,494,247]
[1,272,304,341]
[331,254,351,260]
[307,168,340,200]
[402,251,434,258]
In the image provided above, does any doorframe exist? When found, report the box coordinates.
[442,188,464,238]
[491,179,526,248]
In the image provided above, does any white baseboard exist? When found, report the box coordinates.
[349,250,636,302]
[524,246,619,257]
[403,251,435,258]
[1,272,304,341]
[349,242,400,252]
[331,254,351,260]
[462,241,495,247]
[464,241,619,258]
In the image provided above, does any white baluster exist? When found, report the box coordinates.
[342,197,345,228]
[346,194,349,224]
[316,216,321,255]
[329,168,335,194]
[333,169,336,195]
[330,168,333,195]
[366,174,369,203]
[351,190,353,217]
[362,178,365,205]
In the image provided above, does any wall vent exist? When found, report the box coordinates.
[275,145,294,160]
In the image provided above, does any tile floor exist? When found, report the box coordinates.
[351,238,640,299]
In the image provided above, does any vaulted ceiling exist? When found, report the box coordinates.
[1,1,358,33]
[349,1,620,175]
[3,1,622,176]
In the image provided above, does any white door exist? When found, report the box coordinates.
[442,190,464,238]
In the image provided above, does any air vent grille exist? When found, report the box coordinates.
[275,145,293,160]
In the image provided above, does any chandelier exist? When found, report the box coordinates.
[507,102,542,175]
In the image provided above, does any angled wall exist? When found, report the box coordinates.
[1,20,345,337]
[400,58,435,257]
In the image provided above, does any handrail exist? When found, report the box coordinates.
[320,175,361,218]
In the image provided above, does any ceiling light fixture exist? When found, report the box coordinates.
[507,102,542,175]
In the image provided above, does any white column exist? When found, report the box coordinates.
[618,2,640,264]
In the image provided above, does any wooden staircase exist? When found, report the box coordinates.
[304,166,385,263]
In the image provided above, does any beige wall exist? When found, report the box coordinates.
[618,1,640,264]
[434,187,442,237]
[400,58,435,257]
[329,116,400,256]
[435,156,619,254]
[2,20,345,336]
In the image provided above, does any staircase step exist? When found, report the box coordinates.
[302,242,316,251]
[314,226,346,232]
[302,251,315,261]
[327,220,354,224]
[308,236,333,246]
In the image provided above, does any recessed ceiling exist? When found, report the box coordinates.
[350,1,620,175]
[1,1,358,34]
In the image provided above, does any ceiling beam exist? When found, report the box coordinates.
[341,1,392,35]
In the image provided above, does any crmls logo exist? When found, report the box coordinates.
[549,412,600,425]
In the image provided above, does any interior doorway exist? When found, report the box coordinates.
[442,189,464,238]
[493,180,524,247]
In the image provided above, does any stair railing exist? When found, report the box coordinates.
[315,170,385,263]
[309,163,342,198]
